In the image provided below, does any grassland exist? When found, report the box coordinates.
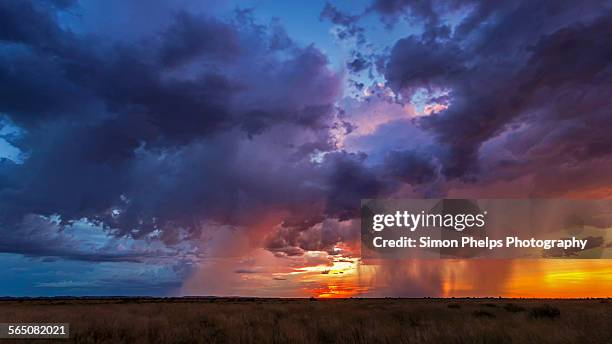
[0,298,610,343]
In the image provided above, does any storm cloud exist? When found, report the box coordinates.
[1,0,611,296]
[0,0,348,242]
[382,0,612,178]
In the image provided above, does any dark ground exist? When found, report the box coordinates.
[0,298,610,343]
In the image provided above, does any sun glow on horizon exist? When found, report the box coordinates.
[296,259,612,299]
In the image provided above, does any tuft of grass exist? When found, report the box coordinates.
[447,303,461,309]
[503,303,526,313]
[529,304,561,319]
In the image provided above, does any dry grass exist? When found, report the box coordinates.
[0,298,610,343]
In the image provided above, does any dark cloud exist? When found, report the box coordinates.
[0,1,346,261]
[320,3,365,44]
[234,269,258,274]
[262,150,394,256]
[268,18,293,50]
[0,1,67,48]
[46,0,78,9]
[368,0,458,38]
[159,11,241,67]
[265,217,358,258]
[545,236,605,257]
[383,150,438,184]
[0,215,186,263]
[370,0,437,26]
[383,1,612,178]
[347,54,371,73]
[1,1,341,139]
[320,3,359,26]
[322,151,390,220]
[385,37,464,94]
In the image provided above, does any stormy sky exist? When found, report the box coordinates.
[1,0,611,297]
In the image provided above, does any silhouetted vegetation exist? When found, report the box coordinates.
[529,304,561,319]
[504,303,526,313]
[0,298,609,343]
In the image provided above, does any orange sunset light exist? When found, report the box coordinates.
[298,259,612,299]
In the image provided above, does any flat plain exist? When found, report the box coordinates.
[0,298,610,343]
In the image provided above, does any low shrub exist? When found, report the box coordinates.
[503,303,526,313]
[529,305,560,319]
